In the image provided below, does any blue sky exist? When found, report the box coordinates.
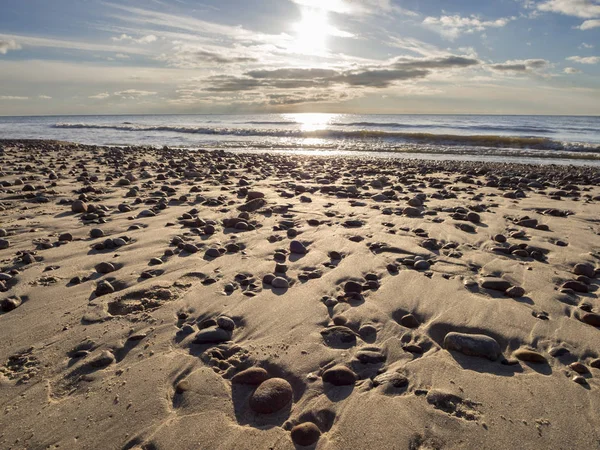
[0,0,599,115]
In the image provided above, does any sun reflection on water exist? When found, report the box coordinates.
[283,113,338,132]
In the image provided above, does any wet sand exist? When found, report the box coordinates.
[1,139,600,449]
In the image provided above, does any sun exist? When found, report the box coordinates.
[292,7,329,55]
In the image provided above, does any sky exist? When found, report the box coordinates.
[0,0,599,116]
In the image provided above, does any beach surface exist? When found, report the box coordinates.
[1,139,600,449]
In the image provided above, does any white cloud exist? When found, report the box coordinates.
[111,34,158,44]
[290,0,417,16]
[423,15,514,39]
[0,39,21,54]
[564,67,582,73]
[0,95,28,100]
[566,55,600,64]
[0,33,151,55]
[580,42,595,48]
[115,53,130,59]
[114,89,157,99]
[89,92,111,99]
[537,0,600,19]
[488,59,550,73]
[579,19,600,29]
[38,95,52,99]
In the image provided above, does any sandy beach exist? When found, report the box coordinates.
[1,139,600,449]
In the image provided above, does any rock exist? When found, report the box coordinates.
[290,240,307,255]
[290,423,321,446]
[0,239,10,250]
[90,228,104,239]
[400,314,420,328]
[467,212,480,223]
[322,365,357,386]
[493,234,506,243]
[569,362,589,374]
[343,281,362,294]
[89,350,115,368]
[232,367,269,385]
[238,198,266,212]
[95,280,114,296]
[193,327,232,344]
[249,378,293,414]
[414,260,430,271]
[373,372,409,389]
[205,248,220,258]
[1,297,21,312]
[216,316,235,331]
[562,281,589,293]
[271,277,289,289]
[95,262,115,274]
[573,375,587,385]
[574,263,595,278]
[480,277,512,292]
[247,191,265,200]
[403,206,421,217]
[58,232,73,242]
[581,313,600,327]
[505,286,525,298]
[183,243,198,253]
[0,229,6,237]
[513,349,546,364]
[444,332,501,361]
[71,200,87,213]
[321,326,358,348]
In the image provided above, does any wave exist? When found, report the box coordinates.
[52,123,600,152]
[341,121,554,134]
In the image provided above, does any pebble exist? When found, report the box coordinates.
[480,277,512,292]
[569,362,589,374]
[205,248,221,258]
[290,423,321,446]
[71,200,87,213]
[505,286,525,298]
[581,313,600,327]
[343,281,362,294]
[216,316,235,331]
[58,232,73,242]
[414,260,430,271]
[290,240,307,254]
[322,365,357,386]
[1,297,21,312]
[90,228,104,239]
[271,277,289,289]
[249,378,293,414]
[444,332,501,360]
[95,280,114,296]
[232,367,269,385]
[0,239,10,250]
[193,327,232,344]
[95,262,115,274]
[400,314,420,328]
[574,263,595,278]
[513,348,547,364]
[0,229,6,237]
[89,350,115,368]
[562,281,589,293]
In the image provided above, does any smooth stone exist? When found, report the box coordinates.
[193,326,232,344]
[414,260,430,271]
[271,277,289,289]
[467,212,480,223]
[574,263,595,278]
[513,348,547,364]
[1,297,21,312]
[562,281,589,293]
[290,423,321,446]
[205,248,220,258]
[249,378,293,414]
[95,262,115,274]
[581,313,600,327]
[322,365,357,386]
[95,281,114,296]
[216,316,235,331]
[493,234,507,243]
[444,332,501,361]
[58,232,73,242]
[89,350,115,368]
[569,362,590,374]
[290,240,307,254]
[0,239,9,250]
[505,286,525,298]
[400,314,420,328]
[480,277,512,292]
[71,200,87,213]
[238,198,266,212]
[90,228,104,239]
[343,281,362,294]
[232,367,269,385]
[0,229,6,237]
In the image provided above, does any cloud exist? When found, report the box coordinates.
[0,95,28,100]
[38,95,52,99]
[578,19,600,29]
[203,55,481,93]
[566,55,600,64]
[289,0,417,16]
[580,42,595,48]
[537,0,600,19]
[89,92,111,99]
[157,44,258,68]
[115,53,130,59]
[0,39,21,55]
[564,67,582,73]
[423,14,514,39]
[114,89,158,99]
[488,59,549,72]
[0,33,151,55]
[111,34,158,44]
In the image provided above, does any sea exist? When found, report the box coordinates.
[1,114,599,166]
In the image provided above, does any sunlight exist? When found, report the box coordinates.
[284,113,337,131]
[291,7,329,55]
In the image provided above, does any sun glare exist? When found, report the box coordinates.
[292,7,329,55]
[285,113,336,132]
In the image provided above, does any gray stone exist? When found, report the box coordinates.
[444,332,501,360]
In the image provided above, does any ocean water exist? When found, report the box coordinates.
[0,114,599,165]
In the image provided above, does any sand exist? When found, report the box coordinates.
[1,139,600,449]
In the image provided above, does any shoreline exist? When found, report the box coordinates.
[1,139,600,449]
